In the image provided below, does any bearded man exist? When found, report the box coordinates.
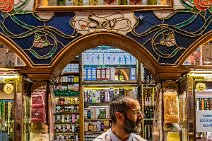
[94,95,147,141]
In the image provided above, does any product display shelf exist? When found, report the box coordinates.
[53,62,80,141]
[53,93,80,140]
[141,84,157,140]
[83,80,138,85]
[83,83,138,140]
[81,46,140,140]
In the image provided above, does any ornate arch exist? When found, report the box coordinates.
[52,31,158,79]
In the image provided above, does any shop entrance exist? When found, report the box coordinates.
[50,44,158,141]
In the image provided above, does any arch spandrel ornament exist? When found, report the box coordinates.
[0,0,211,81]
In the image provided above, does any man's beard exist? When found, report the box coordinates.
[123,114,141,134]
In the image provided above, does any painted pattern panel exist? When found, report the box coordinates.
[0,0,210,65]
[128,9,211,64]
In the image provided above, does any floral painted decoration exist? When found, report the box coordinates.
[194,0,212,11]
[0,0,14,12]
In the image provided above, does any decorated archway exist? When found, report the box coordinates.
[51,31,158,80]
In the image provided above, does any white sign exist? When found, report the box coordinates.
[196,110,212,132]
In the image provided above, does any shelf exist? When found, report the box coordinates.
[85,118,111,121]
[54,95,80,97]
[144,118,156,120]
[54,132,77,134]
[61,72,79,76]
[143,105,155,107]
[85,131,105,134]
[54,112,79,115]
[57,82,79,85]
[55,103,79,106]
[55,122,79,124]
[84,103,110,106]
[54,90,80,97]
[82,81,138,86]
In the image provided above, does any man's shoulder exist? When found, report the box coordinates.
[132,133,147,141]
[93,131,110,141]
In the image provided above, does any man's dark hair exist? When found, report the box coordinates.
[110,95,135,124]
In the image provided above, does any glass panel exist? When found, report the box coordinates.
[0,43,25,67]
[34,0,173,11]
[183,40,212,66]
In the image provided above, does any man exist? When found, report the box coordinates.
[94,95,147,141]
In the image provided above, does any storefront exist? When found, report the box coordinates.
[0,0,211,140]
[49,45,158,140]
[156,40,212,141]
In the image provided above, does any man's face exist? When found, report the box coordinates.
[123,100,143,134]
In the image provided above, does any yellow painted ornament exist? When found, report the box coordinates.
[196,82,206,92]
[3,83,14,94]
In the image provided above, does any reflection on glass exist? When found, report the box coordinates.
[0,43,25,67]
[183,40,212,66]
[46,0,168,6]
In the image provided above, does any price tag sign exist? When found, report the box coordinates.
[196,110,212,132]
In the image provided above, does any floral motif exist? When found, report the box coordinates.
[194,0,212,11]
[0,0,14,12]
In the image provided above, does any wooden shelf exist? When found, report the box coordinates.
[61,72,79,76]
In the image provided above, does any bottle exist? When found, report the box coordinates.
[97,121,101,131]
[93,123,97,131]
[201,98,205,110]
[72,124,75,132]
[100,121,104,131]
[87,109,91,119]
[196,98,199,110]
[88,122,93,131]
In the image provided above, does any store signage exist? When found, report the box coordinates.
[196,110,212,132]
[72,12,136,35]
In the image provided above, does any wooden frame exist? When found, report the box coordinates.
[34,0,174,11]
